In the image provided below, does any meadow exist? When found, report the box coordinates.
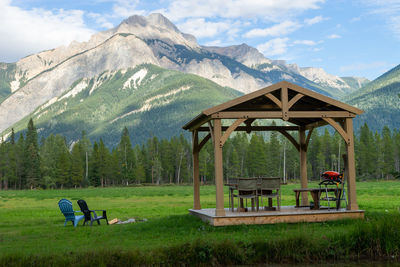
[1,181,400,266]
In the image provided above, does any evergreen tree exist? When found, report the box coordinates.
[24,119,41,189]
[71,143,84,188]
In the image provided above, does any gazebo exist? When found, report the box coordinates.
[183,81,365,226]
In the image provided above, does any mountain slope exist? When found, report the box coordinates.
[0,63,17,103]
[4,64,242,146]
[0,13,341,135]
[346,64,400,131]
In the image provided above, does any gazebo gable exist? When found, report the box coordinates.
[203,81,363,117]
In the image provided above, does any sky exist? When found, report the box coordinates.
[0,0,399,80]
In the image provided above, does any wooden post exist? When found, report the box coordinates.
[192,130,201,210]
[344,118,359,210]
[213,119,226,216]
[299,127,309,205]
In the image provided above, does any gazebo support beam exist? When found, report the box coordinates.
[211,111,356,119]
[220,118,246,147]
[299,127,309,206]
[344,118,359,210]
[213,119,226,216]
[322,118,350,145]
[192,130,201,210]
[278,130,300,151]
[197,126,299,132]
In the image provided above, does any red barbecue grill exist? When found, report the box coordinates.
[318,171,346,209]
[321,171,343,184]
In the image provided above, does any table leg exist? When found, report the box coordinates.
[336,189,342,210]
[310,191,320,210]
[295,192,300,208]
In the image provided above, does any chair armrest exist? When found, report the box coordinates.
[74,210,83,213]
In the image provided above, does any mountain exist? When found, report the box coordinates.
[346,64,400,131]
[4,64,242,146]
[340,76,370,91]
[0,13,369,144]
[203,43,368,97]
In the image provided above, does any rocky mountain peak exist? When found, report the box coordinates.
[116,13,198,48]
[121,13,179,33]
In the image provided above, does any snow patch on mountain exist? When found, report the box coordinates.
[60,80,88,100]
[111,85,192,123]
[123,68,148,89]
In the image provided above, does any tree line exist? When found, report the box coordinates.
[0,119,399,190]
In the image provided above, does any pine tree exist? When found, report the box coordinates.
[382,126,394,178]
[24,119,41,189]
[71,143,84,188]
[117,127,134,185]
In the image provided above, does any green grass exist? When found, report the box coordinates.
[1,181,400,265]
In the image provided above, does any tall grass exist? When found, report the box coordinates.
[1,182,400,265]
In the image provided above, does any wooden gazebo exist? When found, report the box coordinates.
[183,81,364,226]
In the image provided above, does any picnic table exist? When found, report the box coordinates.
[225,178,282,212]
[293,188,343,210]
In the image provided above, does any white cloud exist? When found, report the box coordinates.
[339,61,391,72]
[88,12,114,29]
[257,38,289,57]
[0,0,95,62]
[304,15,327,25]
[327,34,341,39]
[158,0,324,22]
[177,18,233,38]
[361,0,400,38]
[204,40,223,46]
[244,21,301,38]
[112,0,146,18]
[293,40,317,45]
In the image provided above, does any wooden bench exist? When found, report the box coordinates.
[293,188,342,210]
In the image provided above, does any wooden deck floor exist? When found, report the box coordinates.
[189,206,364,226]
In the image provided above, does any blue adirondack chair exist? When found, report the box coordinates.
[58,199,85,227]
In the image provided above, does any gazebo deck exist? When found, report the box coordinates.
[190,206,364,226]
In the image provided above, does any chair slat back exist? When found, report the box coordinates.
[58,199,74,219]
[238,178,257,191]
[77,199,91,221]
[260,177,281,190]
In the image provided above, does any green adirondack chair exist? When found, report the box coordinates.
[58,199,84,227]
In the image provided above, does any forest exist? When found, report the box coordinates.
[0,119,399,190]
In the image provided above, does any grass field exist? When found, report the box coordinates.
[1,181,400,265]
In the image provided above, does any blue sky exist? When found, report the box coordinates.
[0,0,399,80]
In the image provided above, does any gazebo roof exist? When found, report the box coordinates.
[183,81,363,131]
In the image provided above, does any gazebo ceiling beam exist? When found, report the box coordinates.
[288,93,304,109]
[197,125,300,132]
[211,111,356,119]
[265,93,282,108]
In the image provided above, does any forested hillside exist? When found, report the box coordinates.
[346,64,400,131]
[4,64,242,147]
[1,119,399,190]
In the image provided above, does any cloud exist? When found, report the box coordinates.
[304,15,327,25]
[339,61,392,72]
[257,38,289,57]
[111,0,146,18]
[0,0,95,62]
[327,34,341,39]
[244,21,301,38]
[293,40,318,45]
[177,18,233,38]
[361,0,400,38]
[158,0,325,22]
